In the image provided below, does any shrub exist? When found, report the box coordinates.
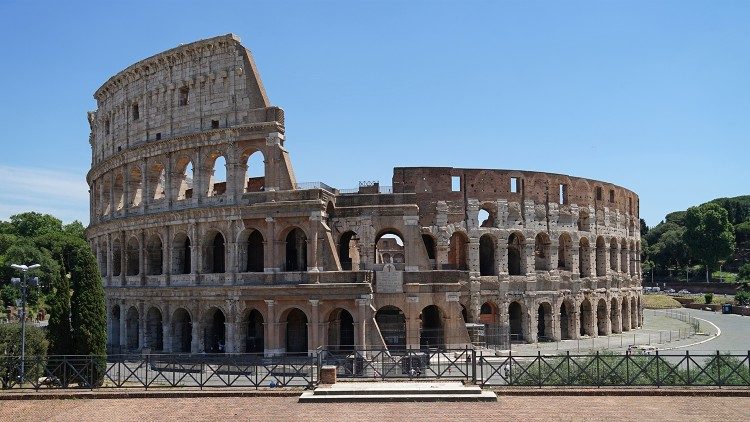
[704,293,714,304]
[0,323,49,387]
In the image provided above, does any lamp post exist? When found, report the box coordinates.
[10,263,41,384]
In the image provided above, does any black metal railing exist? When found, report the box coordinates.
[1,353,316,390]
[2,349,749,390]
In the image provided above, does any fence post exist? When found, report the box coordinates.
[596,351,600,388]
[471,347,477,384]
[537,351,542,388]
[144,354,149,390]
[566,351,571,386]
[655,350,660,388]
[716,351,722,389]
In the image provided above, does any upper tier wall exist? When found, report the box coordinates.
[88,34,279,165]
[393,167,639,218]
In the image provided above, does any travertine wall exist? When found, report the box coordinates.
[87,34,643,356]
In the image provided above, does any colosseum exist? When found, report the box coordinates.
[86,34,643,356]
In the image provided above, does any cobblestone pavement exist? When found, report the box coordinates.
[1,396,749,422]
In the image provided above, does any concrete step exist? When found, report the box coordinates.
[299,381,497,403]
[299,391,498,403]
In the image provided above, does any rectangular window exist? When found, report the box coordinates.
[211,119,219,129]
[510,177,520,193]
[132,103,139,121]
[559,184,568,205]
[155,132,162,140]
[595,186,603,201]
[451,176,461,192]
[609,189,615,203]
[178,87,189,106]
[628,197,633,214]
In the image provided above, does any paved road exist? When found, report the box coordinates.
[1,396,748,421]
[676,308,750,353]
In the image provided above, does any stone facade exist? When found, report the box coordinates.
[86,34,643,356]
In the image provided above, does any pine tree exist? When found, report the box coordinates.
[47,263,72,356]
[69,243,107,384]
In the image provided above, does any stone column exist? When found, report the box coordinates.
[191,310,201,353]
[355,298,369,350]
[162,305,171,353]
[137,302,145,350]
[264,300,278,356]
[571,244,580,278]
[308,213,321,272]
[119,303,127,351]
[265,217,277,272]
[309,300,320,354]
[406,296,420,349]
[467,239,480,274]
[403,216,421,272]
[549,238,559,272]
[523,243,535,276]
[190,222,199,275]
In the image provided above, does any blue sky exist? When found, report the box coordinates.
[0,0,748,227]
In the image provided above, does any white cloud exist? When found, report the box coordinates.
[0,165,89,224]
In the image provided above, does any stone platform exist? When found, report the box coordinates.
[299,381,497,403]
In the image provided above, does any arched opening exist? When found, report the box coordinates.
[509,301,524,342]
[478,206,495,227]
[98,242,108,277]
[172,233,191,275]
[579,237,591,277]
[126,237,140,276]
[480,301,501,347]
[126,306,139,350]
[204,232,226,274]
[595,236,606,276]
[422,234,437,269]
[609,238,618,272]
[204,307,226,353]
[534,233,551,271]
[621,239,629,275]
[621,299,631,331]
[207,154,227,197]
[245,309,264,353]
[629,240,636,275]
[420,305,445,350]
[375,306,406,350]
[579,298,593,337]
[112,239,122,277]
[631,297,638,328]
[479,234,496,276]
[284,308,308,355]
[537,302,553,341]
[285,228,307,271]
[243,150,266,192]
[113,173,124,211]
[171,308,192,353]
[129,166,143,207]
[559,300,574,340]
[596,299,608,336]
[610,298,621,334]
[448,231,468,270]
[101,177,112,215]
[149,163,166,201]
[375,231,404,266]
[175,158,194,201]
[508,233,524,276]
[558,233,573,271]
[146,235,163,275]
[111,305,121,349]
[239,229,264,272]
[145,307,163,351]
[327,308,355,352]
[339,231,359,271]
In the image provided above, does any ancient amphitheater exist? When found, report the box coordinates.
[86,34,643,356]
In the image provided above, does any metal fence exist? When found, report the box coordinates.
[1,354,316,390]
[2,349,749,390]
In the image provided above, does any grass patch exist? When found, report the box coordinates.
[643,294,683,309]
[712,271,738,283]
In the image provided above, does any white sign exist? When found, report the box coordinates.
[376,263,403,293]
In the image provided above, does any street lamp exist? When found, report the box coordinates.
[10,263,41,384]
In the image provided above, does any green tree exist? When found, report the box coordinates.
[650,227,689,271]
[683,203,735,282]
[6,212,63,238]
[47,265,72,356]
[738,263,750,281]
[69,243,106,385]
